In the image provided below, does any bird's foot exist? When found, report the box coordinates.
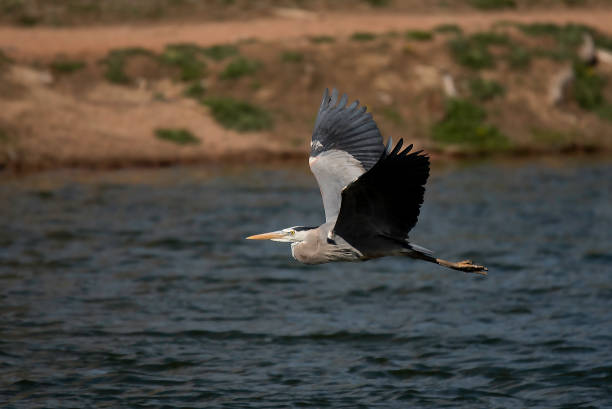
[451,260,488,275]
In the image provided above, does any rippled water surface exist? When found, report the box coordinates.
[1,159,612,408]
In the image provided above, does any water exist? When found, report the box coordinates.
[1,159,611,408]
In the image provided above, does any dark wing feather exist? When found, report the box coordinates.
[332,140,430,252]
[311,88,385,171]
[310,88,386,222]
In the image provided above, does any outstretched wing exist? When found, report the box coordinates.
[332,139,430,252]
[309,88,385,222]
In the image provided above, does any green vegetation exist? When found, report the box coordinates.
[506,46,532,69]
[155,128,200,145]
[351,32,377,42]
[202,97,273,132]
[220,57,261,80]
[573,62,606,111]
[432,99,509,150]
[449,36,494,69]
[470,32,510,46]
[405,30,433,41]
[309,35,335,44]
[362,0,390,6]
[434,24,462,35]
[50,58,86,73]
[596,103,612,122]
[448,31,511,69]
[16,14,39,26]
[202,44,239,61]
[531,128,572,147]
[280,50,304,63]
[101,47,155,84]
[469,77,505,101]
[183,82,206,99]
[517,23,604,61]
[159,43,207,81]
[469,0,516,10]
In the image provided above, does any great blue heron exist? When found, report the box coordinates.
[247,89,487,274]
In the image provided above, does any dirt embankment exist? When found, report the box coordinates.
[2,10,612,172]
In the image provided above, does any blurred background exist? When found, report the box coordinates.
[1,1,612,407]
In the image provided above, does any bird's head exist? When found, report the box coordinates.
[246,226,314,243]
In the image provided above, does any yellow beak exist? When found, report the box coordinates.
[245,231,285,240]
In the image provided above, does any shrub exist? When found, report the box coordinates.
[309,35,335,44]
[448,36,494,69]
[506,46,532,69]
[202,44,239,61]
[432,99,509,149]
[573,62,606,111]
[220,57,261,80]
[202,97,273,131]
[351,32,377,42]
[159,44,207,82]
[362,0,390,6]
[155,128,200,145]
[596,103,612,122]
[405,30,433,41]
[434,24,463,35]
[184,82,206,99]
[469,78,505,101]
[280,51,304,63]
[50,58,86,74]
[469,0,516,10]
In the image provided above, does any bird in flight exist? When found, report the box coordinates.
[247,89,487,274]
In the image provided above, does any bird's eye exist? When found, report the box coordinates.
[290,230,295,235]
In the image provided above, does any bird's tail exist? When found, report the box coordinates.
[404,242,436,262]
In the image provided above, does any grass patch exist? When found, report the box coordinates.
[448,31,511,69]
[50,58,86,73]
[351,32,377,42]
[159,43,207,81]
[470,31,511,46]
[405,30,433,41]
[362,0,390,6]
[202,44,239,61]
[309,35,335,44]
[220,57,261,80]
[449,36,494,69]
[184,82,206,99]
[518,23,599,60]
[101,47,155,84]
[469,0,516,9]
[280,50,304,63]
[202,97,273,132]
[596,103,612,122]
[432,98,509,150]
[469,77,505,101]
[16,13,40,26]
[531,128,572,146]
[573,62,606,111]
[434,24,463,35]
[155,128,200,145]
[506,46,532,69]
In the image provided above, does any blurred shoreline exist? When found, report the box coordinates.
[2,7,612,174]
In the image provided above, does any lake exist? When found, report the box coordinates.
[1,157,611,407]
